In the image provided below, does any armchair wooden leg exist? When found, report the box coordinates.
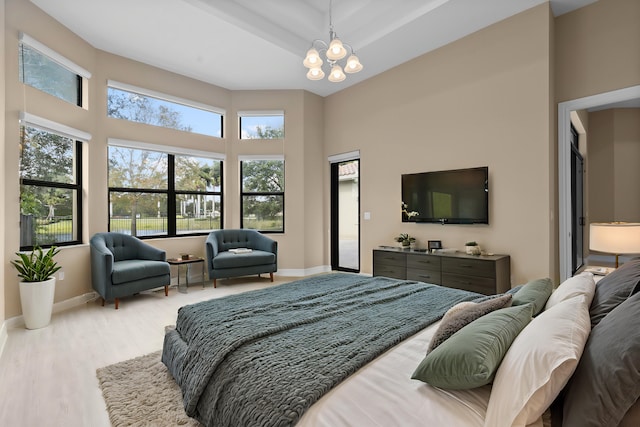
[101,297,105,307]
[114,298,119,310]
[270,272,274,282]
[164,285,169,296]
[213,278,217,288]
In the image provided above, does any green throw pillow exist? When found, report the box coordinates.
[412,304,533,389]
[512,278,553,315]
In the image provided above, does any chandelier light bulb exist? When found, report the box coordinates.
[326,38,347,61]
[306,67,325,80]
[328,64,346,82]
[345,54,363,73]
[303,48,323,69]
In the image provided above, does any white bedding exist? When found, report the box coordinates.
[298,320,544,427]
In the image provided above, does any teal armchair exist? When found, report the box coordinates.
[205,229,277,287]
[90,232,171,309]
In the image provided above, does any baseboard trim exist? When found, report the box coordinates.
[0,322,8,360]
[5,291,99,329]
[276,265,332,277]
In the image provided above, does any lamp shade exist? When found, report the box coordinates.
[306,67,325,81]
[589,222,640,254]
[344,54,363,73]
[328,64,346,82]
[326,38,347,61]
[303,48,323,68]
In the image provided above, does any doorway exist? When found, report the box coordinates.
[570,125,585,274]
[558,84,640,280]
[330,159,360,272]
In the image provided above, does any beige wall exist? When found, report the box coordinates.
[324,5,554,286]
[555,0,640,103]
[2,0,325,319]
[588,108,640,223]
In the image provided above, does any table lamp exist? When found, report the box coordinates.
[589,222,640,267]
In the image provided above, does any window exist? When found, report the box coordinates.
[240,157,284,232]
[107,81,224,138]
[239,111,284,139]
[18,33,89,107]
[19,124,83,250]
[108,143,223,237]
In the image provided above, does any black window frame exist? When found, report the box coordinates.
[107,147,224,239]
[19,130,83,251]
[239,159,285,233]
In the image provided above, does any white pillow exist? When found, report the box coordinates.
[544,272,595,310]
[484,295,591,427]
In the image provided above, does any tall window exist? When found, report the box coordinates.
[18,33,89,107]
[107,81,224,138]
[239,111,284,139]
[240,158,284,232]
[108,144,223,237]
[19,124,83,250]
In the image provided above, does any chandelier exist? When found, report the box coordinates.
[302,0,363,82]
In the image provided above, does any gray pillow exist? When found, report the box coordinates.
[512,278,552,316]
[589,258,640,327]
[562,291,640,427]
[427,294,513,353]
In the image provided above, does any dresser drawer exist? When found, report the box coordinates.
[407,254,441,271]
[373,264,406,280]
[442,257,496,278]
[442,273,495,295]
[373,250,406,268]
[406,268,441,284]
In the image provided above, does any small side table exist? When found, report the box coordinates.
[167,257,205,293]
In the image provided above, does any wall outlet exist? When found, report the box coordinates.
[58,271,65,281]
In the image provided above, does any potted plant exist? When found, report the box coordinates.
[395,233,416,248]
[465,241,481,255]
[11,246,61,329]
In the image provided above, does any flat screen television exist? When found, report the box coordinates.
[401,166,489,224]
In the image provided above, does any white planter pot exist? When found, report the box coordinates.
[465,245,481,255]
[19,277,56,329]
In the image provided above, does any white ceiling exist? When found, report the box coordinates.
[30,0,597,97]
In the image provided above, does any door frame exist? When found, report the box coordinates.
[558,85,640,280]
[328,151,360,272]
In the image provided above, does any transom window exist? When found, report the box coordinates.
[239,111,284,139]
[107,81,224,138]
[240,157,284,232]
[108,143,223,237]
[19,119,85,250]
[18,33,90,107]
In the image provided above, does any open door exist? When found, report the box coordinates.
[330,159,360,272]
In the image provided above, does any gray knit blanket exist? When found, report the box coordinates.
[162,273,482,427]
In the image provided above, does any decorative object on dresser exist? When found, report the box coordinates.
[11,245,62,329]
[394,233,416,248]
[373,247,511,294]
[464,241,481,255]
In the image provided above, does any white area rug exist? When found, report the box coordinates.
[96,350,201,426]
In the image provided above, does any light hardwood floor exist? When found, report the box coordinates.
[0,275,294,426]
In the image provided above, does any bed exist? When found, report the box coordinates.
[162,262,640,427]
